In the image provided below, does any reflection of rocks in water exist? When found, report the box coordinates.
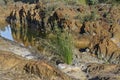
[0,25,14,41]
[10,25,46,47]
[6,2,50,53]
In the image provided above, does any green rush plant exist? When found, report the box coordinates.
[55,28,73,64]
[38,25,73,64]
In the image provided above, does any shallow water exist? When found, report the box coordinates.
[0,25,45,48]
[0,25,45,59]
[0,25,14,41]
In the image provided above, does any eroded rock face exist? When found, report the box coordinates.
[49,7,82,31]
[0,51,72,80]
[83,63,120,80]
[7,3,45,30]
[0,4,12,25]
[83,21,111,38]
[81,20,120,64]
[54,7,77,19]
[1,1,120,80]
[24,61,71,80]
[7,3,83,34]
[110,23,120,47]
[0,51,37,80]
[0,36,73,80]
[0,51,26,71]
[90,37,120,64]
[98,38,118,57]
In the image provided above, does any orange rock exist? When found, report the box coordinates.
[74,35,90,49]
[97,38,119,61]
[54,7,77,19]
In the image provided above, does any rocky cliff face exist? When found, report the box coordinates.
[0,0,120,80]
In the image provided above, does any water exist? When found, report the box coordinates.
[0,25,45,47]
[0,25,14,41]
[0,25,46,59]
[0,24,48,58]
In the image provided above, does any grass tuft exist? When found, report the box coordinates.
[38,25,73,64]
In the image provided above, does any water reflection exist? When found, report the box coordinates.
[12,24,46,47]
[0,24,46,48]
[0,25,14,41]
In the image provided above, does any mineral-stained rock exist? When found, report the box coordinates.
[109,5,120,22]
[81,20,120,64]
[48,6,82,31]
[0,50,72,80]
[24,60,72,80]
[83,63,117,74]
[97,38,120,64]
[84,21,111,38]
[54,7,77,19]
[74,35,91,49]
[89,74,120,80]
[83,63,120,80]
[0,51,26,71]
[110,23,120,47]
[98,38,118,56]
[0,36,73,80]
[110,50,120,64]
[6,1,83,33]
